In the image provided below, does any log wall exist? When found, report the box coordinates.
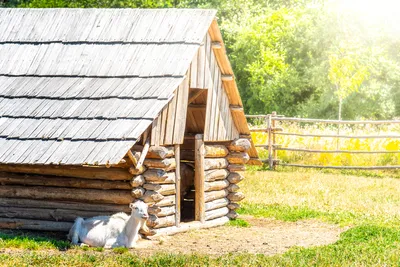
[134,145,177,230]
[0,165,134,231]
[202,138,249,221]
[0,139,249,233]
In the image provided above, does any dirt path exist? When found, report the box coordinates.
[0,216,345,256]
[135,216,345,256]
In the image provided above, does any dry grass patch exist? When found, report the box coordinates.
[241,170,400,219]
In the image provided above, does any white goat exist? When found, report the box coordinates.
[68,200,149,248]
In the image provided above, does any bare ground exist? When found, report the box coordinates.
[135,216,345,256]
[0,216,345,256]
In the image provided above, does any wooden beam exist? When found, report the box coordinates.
[0,218,73,231]
[188,89,207,104]
[194,134,205,223]
[229,105,243,111]
[127,150,138,168]
[0,172,131,190]
[188,104,206,109]
[0,185,133,205]
[0,164,132,181]
[174,144,181,227]
[211,41,222,49]
[136,138,150,169]
[221,75,234,81]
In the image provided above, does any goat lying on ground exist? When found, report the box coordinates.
[68,200,149,248]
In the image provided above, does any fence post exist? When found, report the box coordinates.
[267,114,273,169]
[271,111,277,170]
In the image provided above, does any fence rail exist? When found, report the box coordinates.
[246,113,400,170]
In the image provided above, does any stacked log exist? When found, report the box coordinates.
[203,144,230,221]
[0,166,134,231]
[137,146,177,229]
[226,138,250,219]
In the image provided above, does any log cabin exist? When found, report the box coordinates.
[0,8,259,235]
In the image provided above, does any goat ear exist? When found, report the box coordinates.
[129,203,134,209]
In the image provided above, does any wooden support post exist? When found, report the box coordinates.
[195,134,205,223]
[271,111,277,170]
[267,114,273,169]
[175,144,181,227]
[136,137,150,169]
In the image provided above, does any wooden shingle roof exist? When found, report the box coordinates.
[0,8,217,165]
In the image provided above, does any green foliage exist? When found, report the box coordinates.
[2,0,399,119]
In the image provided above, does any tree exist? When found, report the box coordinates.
[328,53,369,120]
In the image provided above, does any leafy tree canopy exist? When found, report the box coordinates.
[2,0,399,119]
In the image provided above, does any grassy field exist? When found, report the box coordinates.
[251,121,400,168]
[1,170,400,266]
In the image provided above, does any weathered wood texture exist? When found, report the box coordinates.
[156,195,175,207]
[227,138,251,152]
[204,169,229,182]
[0,206,116,222]
[0,164,132,181]
[205,145,229,158]
[154,216,229,236]
[205,207,229,221]
[227,152,250,164]
[180,145,229,161]
[151,75,190,146]
[204,180,229,192]
[205,197,229,211]
[144,159,176,171]
[146,146,175,159]
[0,218,73,231]
[228,164,246,172]
[140,190,164,204]
[195,134,205,223]
[130,175,145,187]
[0,185,133,204]
[227,211,238,219]
[204,189,228,202]
[175,144,181,226]
[204,158,229,171]
[131,187,145,198]
[143,170,176,184]
[227,192,245,202]
[143,184,176,196]
[153,215,175,229]
[227,172,243,184]
[227,202,240,210]
[203,33,240,142]
[0,172,131,190]
[227,184,240,193]
[149,205,176,217]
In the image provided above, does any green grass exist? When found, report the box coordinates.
[226,218,250,227]
[1,226,400,266]
[2,170,400,266]
[0,232,70,251]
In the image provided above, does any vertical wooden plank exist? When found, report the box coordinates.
[159,106,168,146]
[195,134,205,223]
[267,114,273,169]
[173,76,189,144]
[164,92,178,145]
[190,52,198,89]
[204,50,215,141]
[208,62,219,141]
[174,144,181,226]
[197,41,205,89]
[203,34,211,89]
[151,117,158,146]
[271,111,277,170]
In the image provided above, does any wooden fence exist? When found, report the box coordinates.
[246,112,400,170]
